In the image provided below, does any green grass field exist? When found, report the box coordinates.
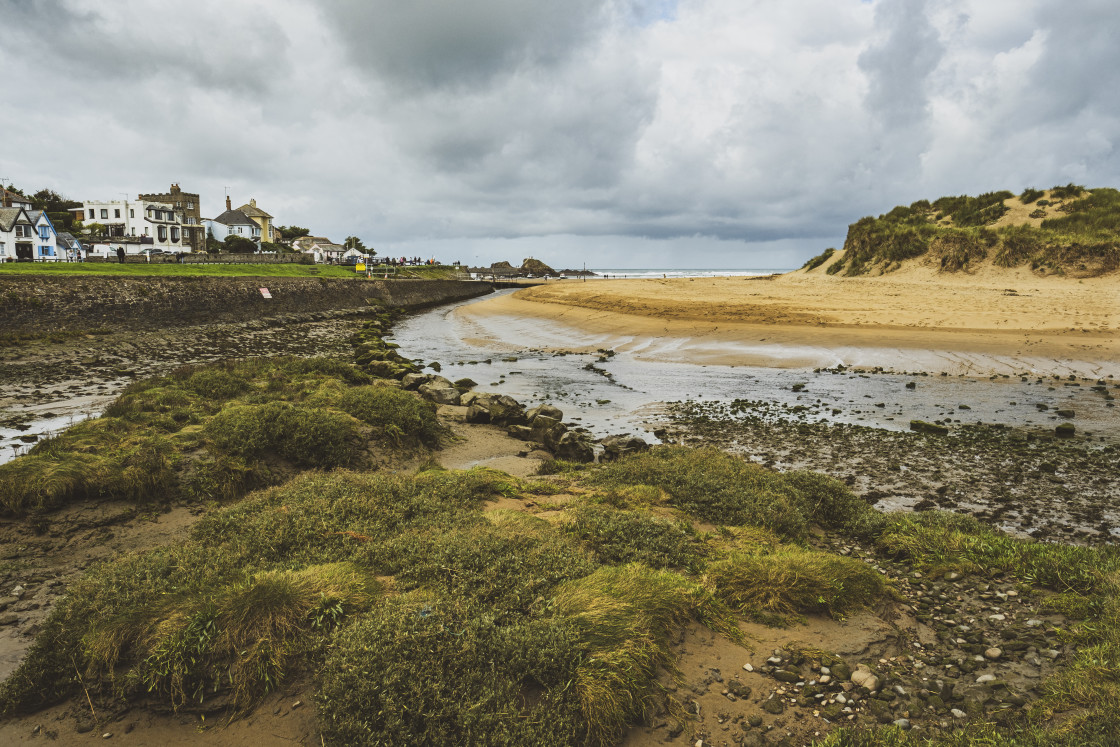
[0,262,459,279]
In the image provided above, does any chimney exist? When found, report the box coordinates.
[250,198,256,207]
[226,196,232,211]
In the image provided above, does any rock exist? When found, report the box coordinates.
[1055,423,1076,438]
[867,699,894,723]
[506,425,535,441]
[893,719,911,730]
[460,391,479,407]
[599,434,650,462]
[742,663,754,672]
[525,403,564,423]
[728,681,751,699]
[910,419,949,436]
[851,665,881,693]
[453,378,477,391]
[761,698,784,715]
[747,715,763,727]
[951,708,968,719]
[418,381,461,406]
[984,648,1002,660]
[401,373,432,390]
[976,674,996,684]
[773,671,800,684]
[554,431,595,463]
[830,661,852,681]
[0,612,18,625]
[531,415,568,448]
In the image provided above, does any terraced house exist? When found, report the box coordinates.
[204,196,262,245]
[75,197,187,255]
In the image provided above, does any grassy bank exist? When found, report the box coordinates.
[813,185,1120,277]
[0,262,462,279]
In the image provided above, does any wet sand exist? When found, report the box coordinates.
[461,262,1120,376]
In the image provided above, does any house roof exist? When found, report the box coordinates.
[212,209,257,227]
[1,188,31,207]
[237,202,273,219]
[57,231,82,248]
[0,207,29,231]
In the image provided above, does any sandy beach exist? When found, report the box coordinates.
[460,259,1120,374]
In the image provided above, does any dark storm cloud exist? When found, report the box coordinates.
[317,0,609,91]
[0,0,291,98]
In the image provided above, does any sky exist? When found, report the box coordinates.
[1,0,1118,269]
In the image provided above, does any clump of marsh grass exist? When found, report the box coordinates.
[705,545,890,621]
[561,502,706,572]
[337,384,445,447]
[590,447,876,539]
[204,401,364,468]
[549,564,742,744]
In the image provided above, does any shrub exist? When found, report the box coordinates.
[1050,183,1086,200]
[1020,187,1045,204]
[185,368,252,399]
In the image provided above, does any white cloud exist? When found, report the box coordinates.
[1,0,1118,268]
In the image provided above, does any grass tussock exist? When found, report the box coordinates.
[590,446,873,539]
[706,545,890,620]
[561,502,706,572]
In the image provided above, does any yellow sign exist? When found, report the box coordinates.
[354,263,366,272]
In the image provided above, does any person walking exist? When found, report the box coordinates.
[116,246,125,264]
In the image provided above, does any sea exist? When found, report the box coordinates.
[586,268,790,278]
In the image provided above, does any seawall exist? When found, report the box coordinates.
[0,276,493,333]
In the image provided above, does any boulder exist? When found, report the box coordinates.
[419,381,461,406]
[402,373,433,390]
[910,420,949,436]
[554,431,595,463]
[460,391,479,407]
[466,393,526,426]
[531,414,568,449]
[526,403,564,423]
[599,434,649,462]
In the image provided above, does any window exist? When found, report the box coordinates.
[100,209,108,219]
[130,209,135,218]
[38,225,49,239]
[114,209,121,219]
[157,226,167,242]
[171,227,180,242]
[88,208,95,219]
[187,202,194,209]
[131,228,136,236]
[15,225,26,238]
[0,242,6,255]
[40,245,54,257]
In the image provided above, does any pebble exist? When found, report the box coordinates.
[1025,619,1043,628]
[976,674,996,684]
[984,648,1002,660]
[893,719,911,730]
[743,663,753,672]
[951,709,967,719]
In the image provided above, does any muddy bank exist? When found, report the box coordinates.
[0,276,492,334]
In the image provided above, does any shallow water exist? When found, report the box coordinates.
[391,291,1120,441]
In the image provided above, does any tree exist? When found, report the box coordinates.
[275,225,310,240]
[223,234,257,253]
[345,236,375,256]
[206,227,223,253]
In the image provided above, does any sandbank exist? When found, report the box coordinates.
[460,261,1120,375]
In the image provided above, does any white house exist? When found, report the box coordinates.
[292,235,346,263]
[0,206,34,261]
[27,211,61,260]
[203,197,261,245]
[76,198,187,255]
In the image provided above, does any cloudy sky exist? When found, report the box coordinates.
[2,0,1117,268]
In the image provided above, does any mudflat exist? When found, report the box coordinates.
[465,261,1120,372]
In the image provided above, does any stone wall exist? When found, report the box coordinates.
[0,276,493,333]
